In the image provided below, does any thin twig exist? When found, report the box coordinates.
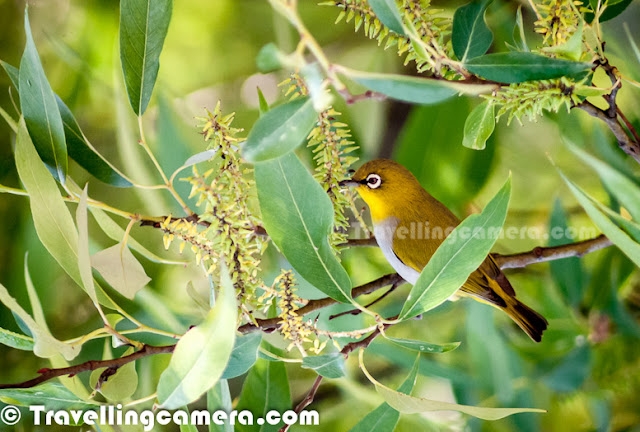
[492,234,612,269]
[278,375,324,432]
[329,282,398,320]
[576,101,640,165]
[238,273,404,334]
[0,345,175,390]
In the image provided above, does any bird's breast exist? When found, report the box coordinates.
[373,217,420,285]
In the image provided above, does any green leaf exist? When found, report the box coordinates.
[359,351,545,420]
[570,145,640,221]
[1,60,131,187]
[0,60,20,91]
[346,69,494,105]
[256,43,286,73]
[76,185,100,307]
[221,332,262,379]
[207,380,233,432]
[302,353,346,378]
[14,119,117,309]
[19,8,67,182]
[90,347,139,401]
[348,355,419,432]
[56,96,132,187]
[462,100,495,150]
[464,52,591,84]
[369,0,406,35]
[548,199,584,307]
[257,87,270,115]
[235,358,291,432]
[385,336,460,354]
[542,21,583,61]
[0,282,79,360]
[0,383,99,412]
[242,97,317,162]
[91,243,152,299]
[511,6,529,52]
[156,265,237,409]
[399,176,511,320]
[0,326,34,351]
[255,152,352,302]
[559,171,640,267]
[119,0,172,115]
[452,0,494,62]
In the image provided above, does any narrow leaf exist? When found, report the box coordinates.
[570,145,640,220]
[359,350,545,420]
[452,0,494,62]
[257,87,270,115]
[235,358,291,432]
[464,52,591,83]
[207,380,233,432]
[156,265,237,409]
[302,353,346,378]
[14,119,117,308]
[399,176,511,320]
[19,8,67,182]
[77,185,100,306]
[221,332,262,379]
[559,171,640,267]
[91,243,152,300]
[512,6,529,52]
[243,97,317,162]
[0,60,20,90]
[119,0,173,115]
[56,96,132,187]
[0,383,99,412]
[462,100,495,150]
[369,0,406,35]
[348,355,419,432]
[0,282,79,360]
[255,152,352,302]
[0,326,34,351]
[345,69,494,104]
[385,336,460,353]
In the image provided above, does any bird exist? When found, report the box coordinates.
[340,159,547,342]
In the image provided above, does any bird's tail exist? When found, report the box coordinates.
[502,298,548,343]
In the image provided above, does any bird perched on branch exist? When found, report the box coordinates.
[341,159,547,342]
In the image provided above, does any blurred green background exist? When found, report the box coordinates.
[1,0,640,431]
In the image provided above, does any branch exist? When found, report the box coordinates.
[576,101,640,165]
[238,273,403,334]
[341,237,378,247]
[492,234,612,269]
[0,345,175,390]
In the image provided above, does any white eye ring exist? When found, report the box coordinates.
[366,173,382,189]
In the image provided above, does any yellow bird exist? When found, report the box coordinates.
[342,159,547,342]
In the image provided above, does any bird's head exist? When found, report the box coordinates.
[340,159,423,221]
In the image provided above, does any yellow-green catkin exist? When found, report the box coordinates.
[323,0,454,77]
[280,74,359,250]
[534,0,583,46]
[275,270,327,354]
[162,102,267,307]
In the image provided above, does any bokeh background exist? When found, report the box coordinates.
[1,0,640,430]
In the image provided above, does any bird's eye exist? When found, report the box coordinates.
[366,174,382,189]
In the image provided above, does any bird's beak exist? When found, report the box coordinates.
[339,179,361,188]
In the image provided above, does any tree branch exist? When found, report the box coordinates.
[0,345,175,390]
[492,234,612,269]
[576,101,640,165]
[238,273,404,334]
[1,234,613,390]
